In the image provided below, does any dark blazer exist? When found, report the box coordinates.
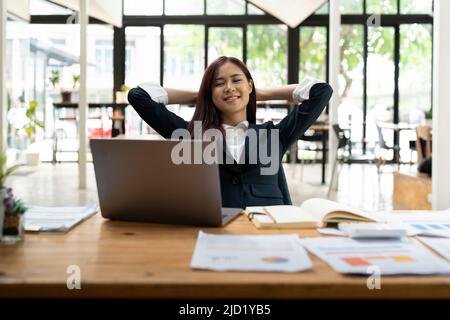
[128,83,332,208]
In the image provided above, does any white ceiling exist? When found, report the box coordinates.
[248,0,327,28]
[7,0,30,21]
[50,0,123,27]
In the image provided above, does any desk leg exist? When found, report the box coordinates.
[322,132,326,184]
[393,130,400,165]
[52,107,57,164]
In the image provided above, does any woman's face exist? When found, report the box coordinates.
[211,61,253,120]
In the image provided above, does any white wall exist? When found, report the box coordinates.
[432,0,450,210]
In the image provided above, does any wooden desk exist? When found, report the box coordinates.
[1,214,450,299]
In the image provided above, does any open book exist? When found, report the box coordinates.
[244,198,383,229]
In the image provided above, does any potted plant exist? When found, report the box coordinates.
[72,74,80,89]
[2,189,27,243]
[49,69,60,88]
[61,88,72,103]
[0,151,22,241]
[115,84,130,104]
[49,69,72,103]
[24,101,45,165]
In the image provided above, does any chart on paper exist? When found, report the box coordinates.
[300,237,450,275]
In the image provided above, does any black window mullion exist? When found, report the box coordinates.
[363,23,368,155]
[393,25,400,162]
[205,25,209,68]
[160,25,164,85]
[113,26,125,99]
[243,25,247,64]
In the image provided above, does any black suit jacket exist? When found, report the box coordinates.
[128,83,332,208]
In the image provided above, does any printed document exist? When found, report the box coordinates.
[24,204,98,232]
[190,231,313,272]
[300,237,450,275]
[418,237,450,261]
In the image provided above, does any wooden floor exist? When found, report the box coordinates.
[8,162,408,211]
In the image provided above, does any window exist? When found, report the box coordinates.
[315,2,329,14]
[247,25,287,88]
[247,3,265,15]
[400,0,433,14]
[340,0,363,14]
[207,0,245,15]
[366,0,398,14]
[367,27,395,150]
[124,0,163,15]
[163,25,204,89]
[338,25,364,151]
[125,27,161,87]
[165,0,204,15]
[299,27,327,82]
[399,24,432,118]
[208,27,243,63]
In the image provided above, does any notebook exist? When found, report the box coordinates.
[244,198,383,229]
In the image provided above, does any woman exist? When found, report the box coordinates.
[128,56,332,208]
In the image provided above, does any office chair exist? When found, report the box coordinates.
[375,122,400,170]
[298,130,328,181]
[415,125,432,164]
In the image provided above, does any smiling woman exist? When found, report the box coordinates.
[127,56,332,208]
[191,56,256,133]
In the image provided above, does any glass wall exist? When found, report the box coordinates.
[208,27,243,63]
[125,27,161,87]
[6,19,33,161]
[165,0,204,15]
[207,0,246,15]
[367,26,395,152]
[247,25,287,88]
[21,0,430,163]
[163,25,204,90]
[299,26,327,82]
[338,25,364,152]
[124,0,163,15]
[399,24,432,120]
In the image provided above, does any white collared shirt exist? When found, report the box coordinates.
[222,120,249,163]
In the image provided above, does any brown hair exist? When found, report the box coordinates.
[188,56,256,136]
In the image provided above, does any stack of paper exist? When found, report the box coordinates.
[24,204,98,232]
[190,231,313,272]
[300,237,450,275]
[418,237,450,261]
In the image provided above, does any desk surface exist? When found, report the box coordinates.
[1,214,450,299]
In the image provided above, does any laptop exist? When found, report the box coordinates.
[90,138,242,227]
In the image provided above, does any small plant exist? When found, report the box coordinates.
[4,190,27,217]
[0,152,20,189]
[72,74,80,89]
[24,101,45,143]
[49,69,61,88]
[120,84,130,92]
[425,107,432,120]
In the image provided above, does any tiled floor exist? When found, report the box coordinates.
[8,161,411,212]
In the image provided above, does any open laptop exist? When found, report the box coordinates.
[90,138,242,227]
